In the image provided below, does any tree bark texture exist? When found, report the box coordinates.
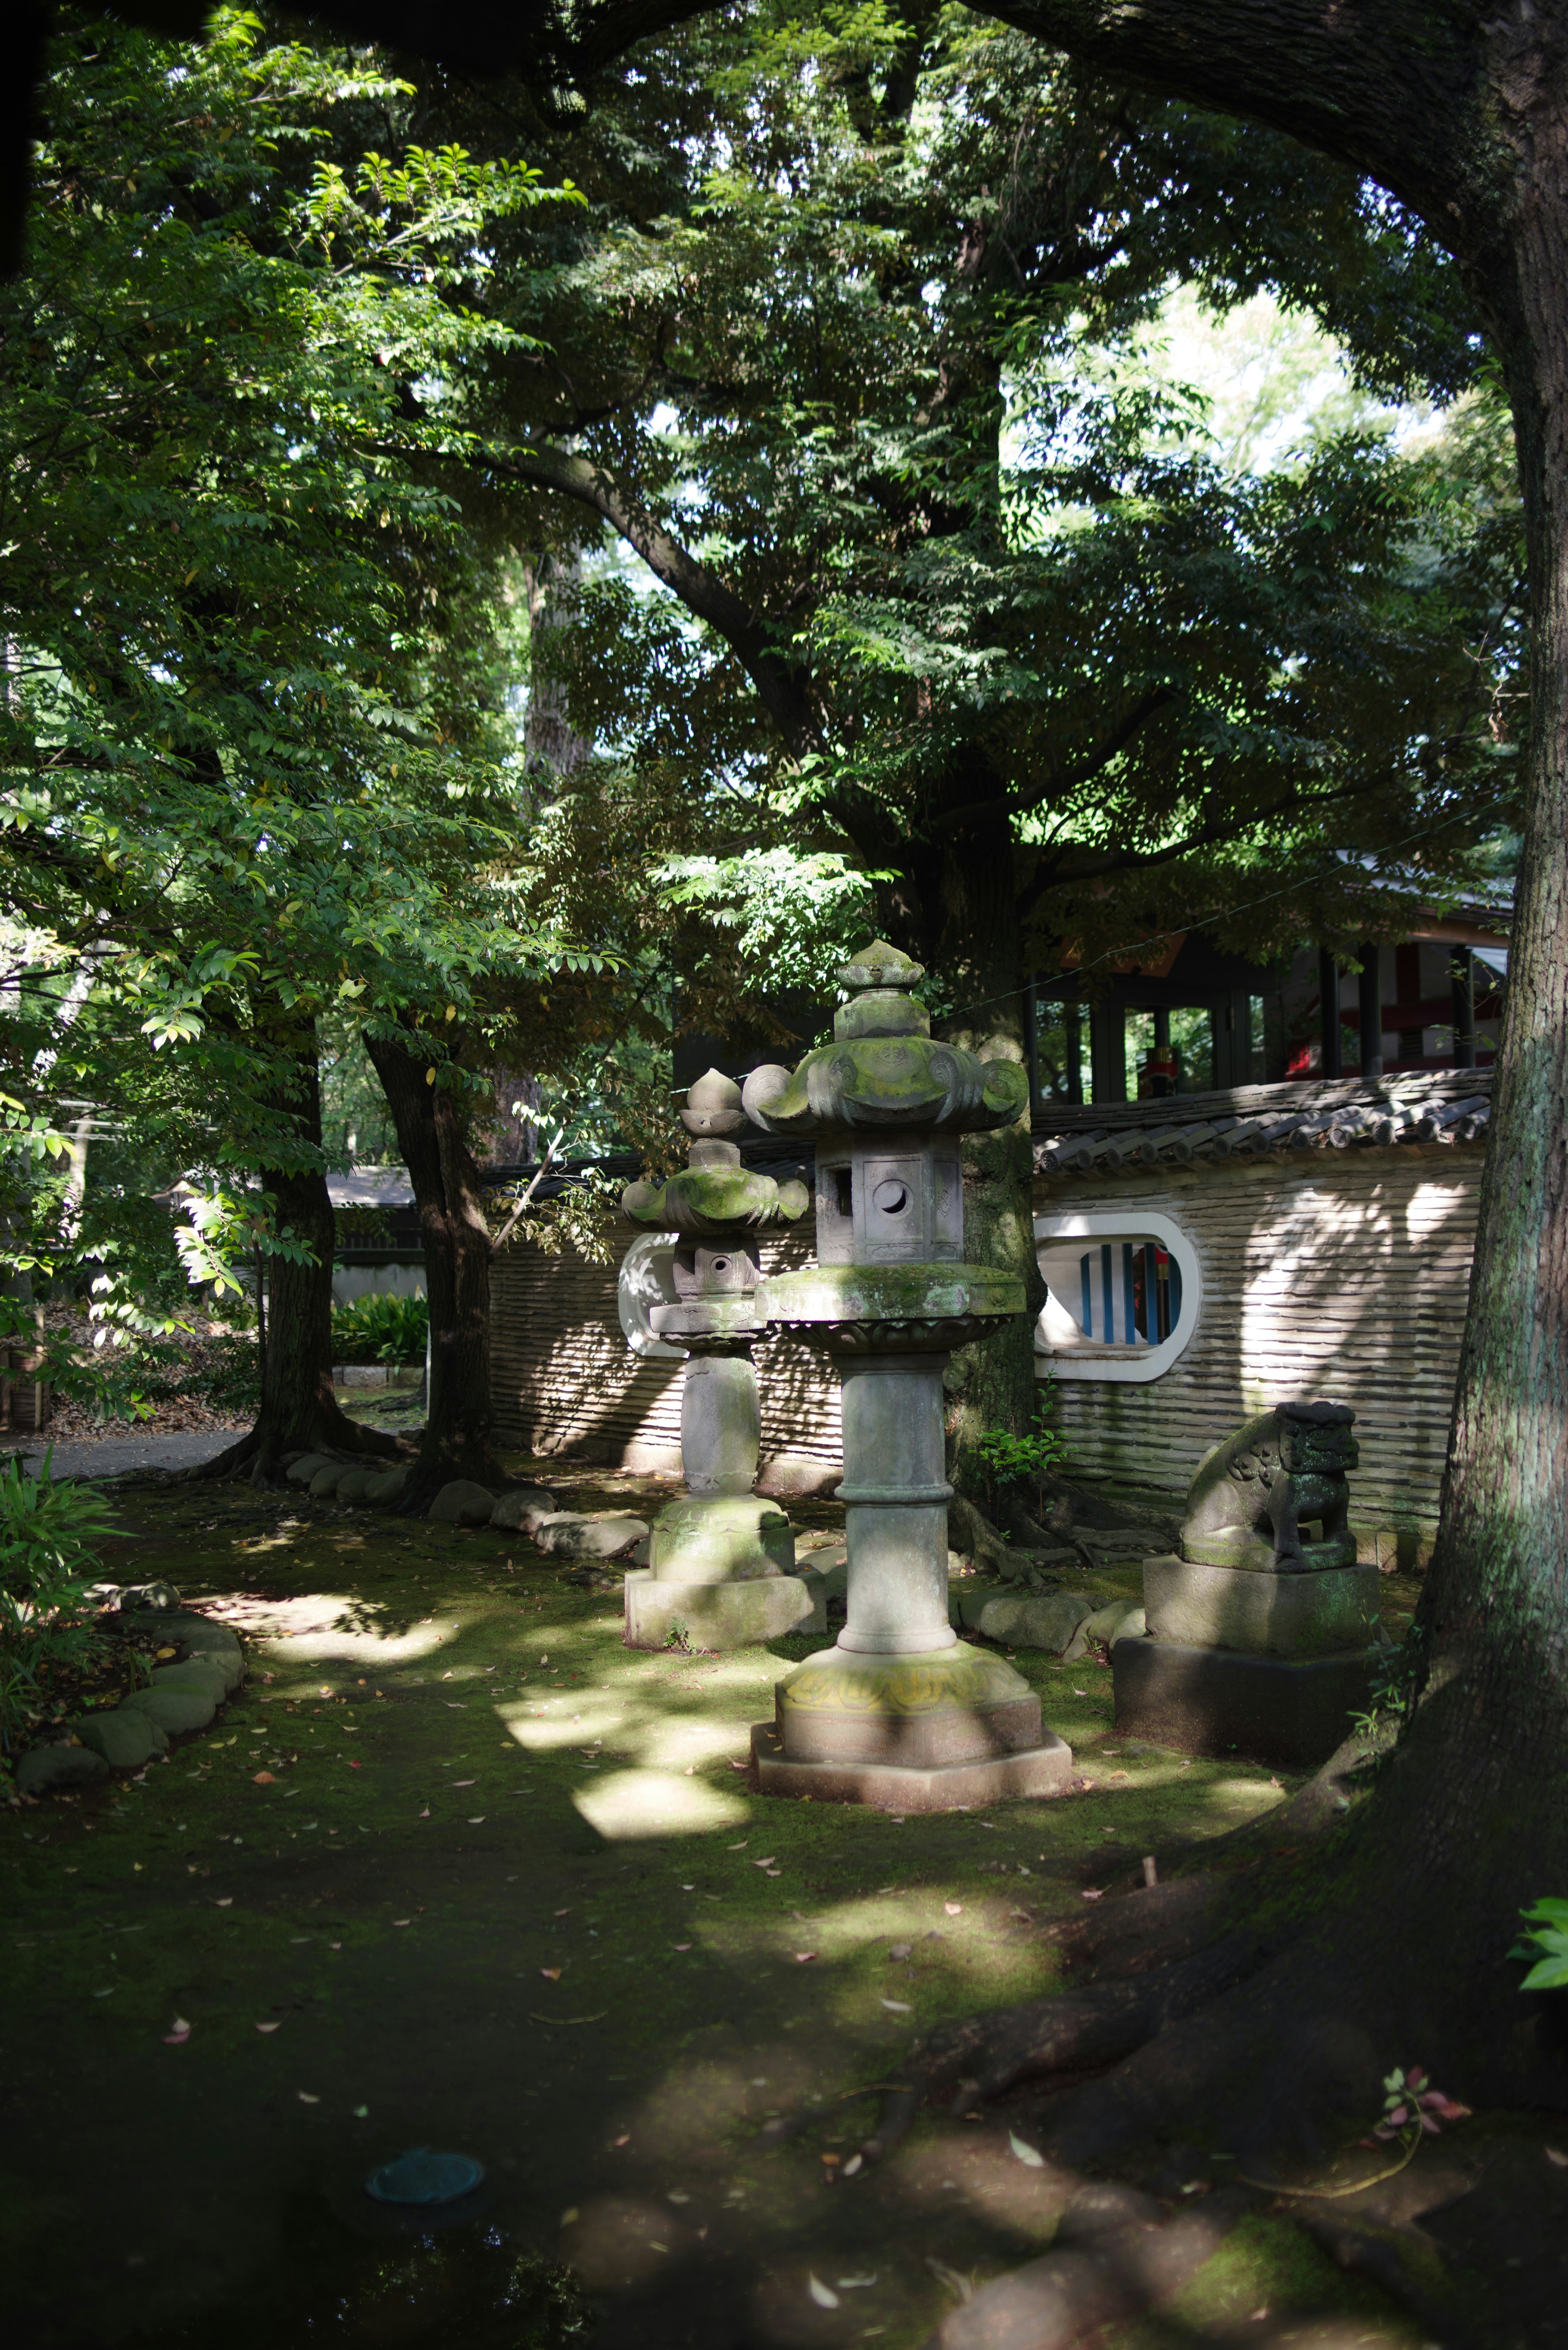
[365,1030,503,1505]
[198,1037,397,1484]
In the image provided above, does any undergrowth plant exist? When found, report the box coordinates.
[964,1382,1068,1523]
[0,1451,119,1754]
[330,1291,429,1366]
[1512,1898,1568,1989]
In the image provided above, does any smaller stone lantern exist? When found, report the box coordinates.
[741,943,1076,1809]
[619,1069,819,1650]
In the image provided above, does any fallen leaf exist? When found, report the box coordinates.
[1080,1888,1104,1902]
[468,1816,486,1824]
[418,1807,430,1819]
[353,2105,368,2118]
[555,1907,572,1916]
[728,1759,748,1772]
[1009,2131,1045,2168]
[214,1897,233,1908]
[880,1998,912,2013]
[842,2153,863,2177]
[795,1951,818,1964]
[163,2019,191,2045]
[808,2275,841,2309]
[753,1857,777,1868]
[613,2134,630,2148]
[943,1902,962,1917]
[672,1943,692,1953]
[727,1840,748,1850]
[392,1918,411,1928]
[821,2152,841,2166]
[668,2189,690,2204]
[1547,2148,1568,2167]
[255,2021,281,2034]
[540,1967,562,1980]
[765,1869,782,1878]
[837,2272,878,2288]
[1073,1688,1087,1697]
[252,1771,276,1786]
[453,1780,476,1787]
[348,1761,361,1770]
[560,2206,578,2225]
[298,2091,320,2105]
[648,2241,669,2253]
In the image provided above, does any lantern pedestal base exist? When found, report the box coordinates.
[749,1718,1074,1811]
[751,1642,1074,1808]
[623,1566,823,1651]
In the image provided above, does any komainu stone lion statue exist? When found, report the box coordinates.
[1180,1400,1359,1573]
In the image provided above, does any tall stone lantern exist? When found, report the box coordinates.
[619,1069,819,1650]
[741,943,1075,1808]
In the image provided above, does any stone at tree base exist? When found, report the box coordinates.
[1142,1554,1380,1659]
[973,1591,1096,1651]
[333,1467,377,1503]
[286,1454,336,1485]
[428,1480,497,1525]
[365,1467,410,1504]
[15,1742,110,1795]
[166,1638,244,1694]
[309,1463,353,1497]
[147,1660,231,1705]
[120,1685,216,1735]
[547,1514,649,1560]
[71,1708,167,1767]
[1062,1601,1147,1661]
[489,1485,559,1532]
[1112,1634,1381,1769]
[624,1565,820,1648]
[117,1581,180,1611]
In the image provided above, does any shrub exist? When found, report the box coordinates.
[962,1382,1068,1523]
[0,1451,119,1754]
[331,1291,428,1366]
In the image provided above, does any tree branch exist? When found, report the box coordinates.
[478,440,822,757]
[923,685,1179,841]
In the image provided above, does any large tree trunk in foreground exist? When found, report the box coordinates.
[196,1041,399,1485]
[364,1030,504,1508]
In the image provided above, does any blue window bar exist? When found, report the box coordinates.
[1076,1242,1181,1342]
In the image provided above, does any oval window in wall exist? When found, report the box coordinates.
[1033,1209,1201,1385]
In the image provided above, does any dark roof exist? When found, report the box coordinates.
[1034,1066,1494,1179]
[478,1134,813,1203]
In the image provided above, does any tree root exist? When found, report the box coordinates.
[180,1412,402,1487]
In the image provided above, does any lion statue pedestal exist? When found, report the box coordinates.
[1111,1400,1386,1768]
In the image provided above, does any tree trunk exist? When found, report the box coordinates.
[912,796,1047,1483]
[195,1038,398,1485]
[364,1030,504,1507]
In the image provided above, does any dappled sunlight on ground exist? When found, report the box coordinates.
[0,1466,1403,2348]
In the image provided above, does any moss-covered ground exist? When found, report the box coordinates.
[1,1462,1432,2349]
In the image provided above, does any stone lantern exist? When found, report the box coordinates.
[741,943,1075,1808]
[619,1069,820,1650]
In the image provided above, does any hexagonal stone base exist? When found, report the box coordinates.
[1112,1635,1381,1767]
[774,1642,1045,1766]
[749,1719,1075,1810]
[622,1567,822,1650]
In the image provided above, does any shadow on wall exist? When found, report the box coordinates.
[492,1235,843,1492]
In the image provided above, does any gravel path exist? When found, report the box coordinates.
[0,1429,241,1480]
